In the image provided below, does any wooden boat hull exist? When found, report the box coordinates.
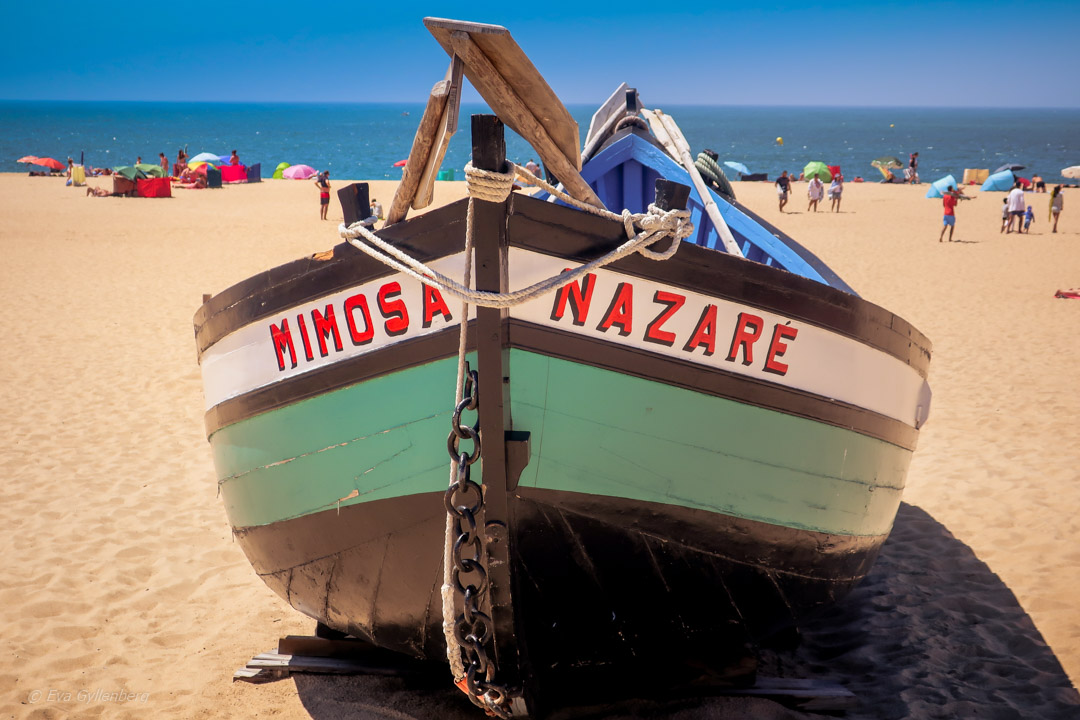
[196,187,930,710]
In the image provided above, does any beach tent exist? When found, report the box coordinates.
[925,174,958,199]
[980,170,1015,192]
[273,162,291,179]
[962,169,989,185]
[189,152,223,163]
[282,164,316,180]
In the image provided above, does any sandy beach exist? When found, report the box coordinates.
[2,173,1078,719]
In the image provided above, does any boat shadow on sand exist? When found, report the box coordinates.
[291,503,1080,720]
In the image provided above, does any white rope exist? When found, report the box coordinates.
[338,162,693,312]
[342,159,693,686]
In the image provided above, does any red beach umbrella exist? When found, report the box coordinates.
[393,159,407,167]
[17,155,40,164]
[36,157,65,170]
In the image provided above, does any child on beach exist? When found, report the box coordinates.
[1024,205,1034,233]
[1001,198,1009,233]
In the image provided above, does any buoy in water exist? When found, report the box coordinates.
[776,136,783,146]
[890,124,895,127]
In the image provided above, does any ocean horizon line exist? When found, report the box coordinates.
[3,98,1079,113]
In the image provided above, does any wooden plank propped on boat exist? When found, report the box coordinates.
[423,17,605,210]
[643,108,744,258]
[412,55,463,210]
[385,73,452,226]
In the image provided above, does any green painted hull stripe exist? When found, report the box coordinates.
[211,350,911,536]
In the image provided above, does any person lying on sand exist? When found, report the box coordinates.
[86,186,111,197]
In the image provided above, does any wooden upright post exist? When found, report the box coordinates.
[469,114,520,688]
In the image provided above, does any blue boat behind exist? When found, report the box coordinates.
[534,92,856,295]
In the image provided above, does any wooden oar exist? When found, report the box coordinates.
[643,109,744,258]
[412,56,464,210]
[385,70,453,227]
[446,30,604,210]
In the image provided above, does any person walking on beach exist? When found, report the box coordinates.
[829,173,843,212]
[159,152,169,177]
[1024,205,1035,233]
[938,185,966,242]
[1000,198,1009,233]
[524,158,540,179]
[1006,181,1026,233]
[775,171,791,212]
[315,171,331,220]
[807,175,824,212]
[908,152,919,184]
[1050,185,1064,233]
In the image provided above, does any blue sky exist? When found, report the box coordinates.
[2,1,1077,107]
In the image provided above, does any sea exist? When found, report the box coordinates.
[2,101,1078,185]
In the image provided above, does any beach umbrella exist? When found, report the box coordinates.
[189,152,223,163]
[112,166,144,181]
[273,162,291,179]
[1062,166,1080,179]
[980,170,1015,192]
[134,163,164,178]
[925,175,958,199]
[723,161,749,176]
[828,165,841,179]
[871,156,902,169]
[36,157,65,170]
[392,159,407,167]
[17,155,40,164]
[803,161,832,181]
[993,163,1024,174]
[282,164,316,180]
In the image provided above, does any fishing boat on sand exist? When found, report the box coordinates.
[194,17,932,718]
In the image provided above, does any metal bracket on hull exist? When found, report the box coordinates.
[505,431,531,491]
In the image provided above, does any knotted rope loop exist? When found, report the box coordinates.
[463,161,516,204]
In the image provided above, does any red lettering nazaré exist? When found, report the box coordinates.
[644,291,685,346]
[726,312,764,366]
[597,282,634,336]
[683,304,718,356]
[550,271,595,326]
[763,324,799,375]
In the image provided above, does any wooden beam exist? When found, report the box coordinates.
[470,114,520,690]
[412,56,464,210]
[448,30,604,210]
[385,76,451,226]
